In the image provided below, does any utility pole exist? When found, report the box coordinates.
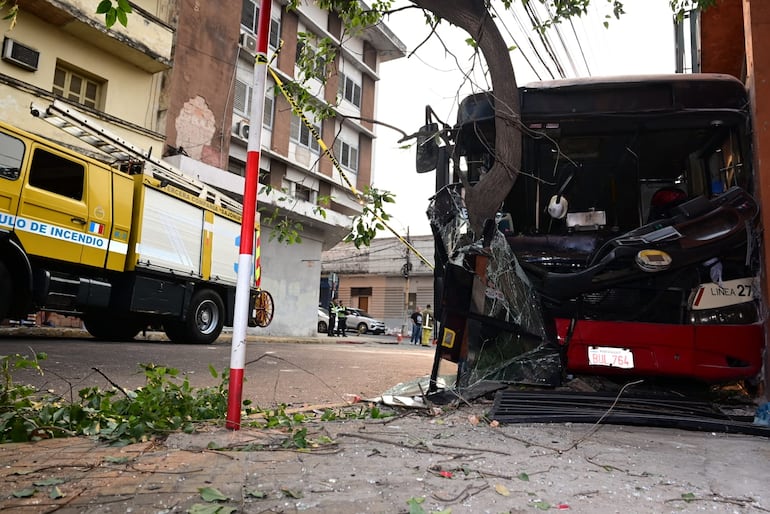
[402,227,411,335]
[226,0,271,430]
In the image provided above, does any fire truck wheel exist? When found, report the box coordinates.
[167,289,224,344]
[0,261,10,321]
[83,313,143,341]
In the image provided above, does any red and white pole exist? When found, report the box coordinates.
[226,0,271,430]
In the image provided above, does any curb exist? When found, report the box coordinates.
[0,327,402,345]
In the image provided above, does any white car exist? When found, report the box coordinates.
[343,308,386,335]
[317,307,330,333]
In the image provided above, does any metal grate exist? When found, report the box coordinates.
[489,389,770,437]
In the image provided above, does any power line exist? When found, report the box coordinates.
[544,2,581,77]
[522,0,566,78]
[490,3,543,81]
[569,18,591,76]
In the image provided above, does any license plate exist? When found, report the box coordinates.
[588,346,634,369]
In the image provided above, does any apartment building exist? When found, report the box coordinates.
[0,0,405,336]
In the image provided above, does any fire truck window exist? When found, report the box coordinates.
[0,131,24,181]
[28,148,84,200]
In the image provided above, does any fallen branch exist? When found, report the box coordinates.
[664,493,769,511]
[431,442,510,456]
[432,483,489,503]
[337,432,466,456]
[91,367,131,398]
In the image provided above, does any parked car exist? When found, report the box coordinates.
[344,308,386,335]
[317,307,329,333]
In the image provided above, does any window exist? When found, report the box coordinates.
[234,80,274,129]
[263,93,274,129]
[338,72,362,108]
[334,138,358,173]
[241,0,280,49]
[294,183,312,202]
[52,64,103,110]
[259,168,271,186]
[228,158,270,186]
[228,158,245,177]
[233,80,252,117]
[290,115,321,152]
[0,131,24,181]
[28,148,84,200]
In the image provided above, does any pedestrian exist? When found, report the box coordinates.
[335,299,348,336]
[327,298,337,337]
[410,306,422,344]
[421,304,433,346]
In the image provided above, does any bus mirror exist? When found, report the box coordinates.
[416,123,439,173]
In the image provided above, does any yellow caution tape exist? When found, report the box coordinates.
[264,62,434,270]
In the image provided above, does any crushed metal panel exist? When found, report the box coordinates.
[428,186,563,388]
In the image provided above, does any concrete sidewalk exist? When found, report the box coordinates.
[2,403,769,513]
[2,326,768,513]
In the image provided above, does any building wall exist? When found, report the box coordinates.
[0,1,404,337]
[702,0,770,397]
[742,0,770,397]
[257,225,325,337]
[0,8,168,152]
[700,0,745,79]
[323,235,436,333]
[215,4,404,336]
[163,0,240,167]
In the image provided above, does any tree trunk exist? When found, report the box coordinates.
[412,0,522,236]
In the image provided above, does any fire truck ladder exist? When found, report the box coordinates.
[30,100,243,214]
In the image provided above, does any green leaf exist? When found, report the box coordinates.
[117,0,132,13]
[105,8,117,27]
[199,486,228,502]
[532,500,551,510]
[246,489,266,498]
[33,478,65,486]
[104,456,129,464]
[517,472,529,481]
[12,488,36,498]
[406,496,426,514]
[681,492,696,502]
[49,486,65,499]
[281,488,303,499]
[96,0,112,14]
[187,504,235,514]
[116,9,128,27]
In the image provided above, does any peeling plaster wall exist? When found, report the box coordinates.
[174,95,216,161]
[163,0,240,168]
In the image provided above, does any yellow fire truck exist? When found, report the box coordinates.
[0,100,271,343]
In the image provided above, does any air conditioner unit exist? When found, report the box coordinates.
[236,121,250,140]
[239,32,257,55]
[2,38,39,71]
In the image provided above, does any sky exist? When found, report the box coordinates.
[370,0,678,237]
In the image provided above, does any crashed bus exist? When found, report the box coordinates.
[418,74,762,389]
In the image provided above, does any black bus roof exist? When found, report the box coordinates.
[457,73,749,126]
